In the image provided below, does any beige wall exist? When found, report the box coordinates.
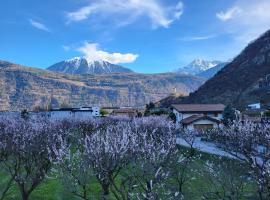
[173,109,223,125]
[186,119,220,131]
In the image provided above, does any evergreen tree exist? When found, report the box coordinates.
[21,109,29,120]
[222,105,236,126]
[100,109,109,117]
[168,112,176,123]
[145,102,156,116]
[146,102,155,110]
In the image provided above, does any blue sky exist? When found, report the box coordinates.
[1,0,270,73]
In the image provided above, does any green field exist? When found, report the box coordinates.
[0,148,258,200]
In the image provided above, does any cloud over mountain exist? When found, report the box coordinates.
[77,42,138,64]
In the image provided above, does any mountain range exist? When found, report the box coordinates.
[48,57,227,79]
[159,29,270,109]
[47,57,133,75]
[0,60,205,111]
[4,28,270,111]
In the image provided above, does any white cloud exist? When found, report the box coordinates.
[77,42,138,64]
[67,0,183,28]
[216,0,270,43]
[180,35,216,41]
[29,19,50,32]
[62,45,70,51]
[216,7,242,21]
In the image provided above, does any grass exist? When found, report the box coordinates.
[181,152,257,199]
[0,148,258,200]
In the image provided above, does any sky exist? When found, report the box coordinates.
[1,0,270,73]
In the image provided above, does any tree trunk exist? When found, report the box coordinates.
[19,185,31,200]
[257,186,264,200]
[21,191,30,200]
[145,181,153,200]
[83,185,88,200]
[101,183,110,200]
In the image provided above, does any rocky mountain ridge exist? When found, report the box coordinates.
[0,60,205,111]
[161,30,270,109]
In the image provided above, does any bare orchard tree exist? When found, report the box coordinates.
[210,121,270,200]
[57,119,99,200]
[84,119,136,200]
[199,158,252,200]
[130,117,177,200]
[0,118,16,200]
[167,129,199,199]
[82,116,179,200]
[0,116,66,200]
[59,150,94,200]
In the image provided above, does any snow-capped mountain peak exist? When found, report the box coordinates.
[47,57,134,75]
[175,59,223,75]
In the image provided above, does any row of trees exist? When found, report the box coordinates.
[0,116,197,200]
[0,116,65,199]
[0,115,269,199]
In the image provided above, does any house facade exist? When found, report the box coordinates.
[111,108,138,117]
[247,103,261,110]
[241,103,266,123]
[172,104,225,130]
[49,107,100,119]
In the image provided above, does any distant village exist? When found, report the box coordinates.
[2,97,270,132]
[1,72,270,131]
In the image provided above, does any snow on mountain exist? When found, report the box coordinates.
[175,59,224,75]
[197,62,229,79]
[179,29,270,108]
[47,57,134,75]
